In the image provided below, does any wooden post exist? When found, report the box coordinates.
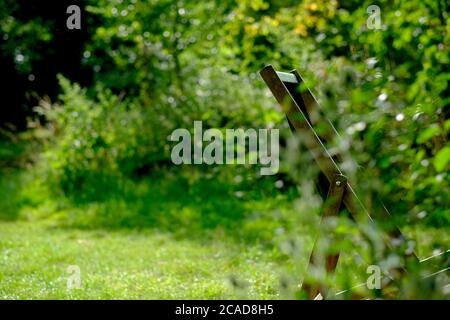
[302,173,347,299]
[259,64,417,298]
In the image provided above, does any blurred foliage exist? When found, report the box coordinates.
[0,0,449,299]
[0,1,53,74]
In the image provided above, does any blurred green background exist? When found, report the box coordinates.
[0,0,449,299]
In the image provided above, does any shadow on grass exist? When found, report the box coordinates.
[46,167,297,246]
[0,171,22,221]
[0,139,31,221]
[0,135,298,247]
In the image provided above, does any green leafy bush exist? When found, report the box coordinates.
[38,76,163,197]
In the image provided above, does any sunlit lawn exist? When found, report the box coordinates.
[0,220,289,299]
[0,165,310,299]
[0,151,447,299]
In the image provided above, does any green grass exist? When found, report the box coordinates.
[0,139,447,299]
[0,220,289,299]
[0,160,312,299]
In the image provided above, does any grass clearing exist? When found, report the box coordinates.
[0,220,291,299]
[0,141,447,299]
[0,164,312,299]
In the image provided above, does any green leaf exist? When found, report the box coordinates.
[417,125,440,144]
[444,119,450,131]
[433,146,450,172]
